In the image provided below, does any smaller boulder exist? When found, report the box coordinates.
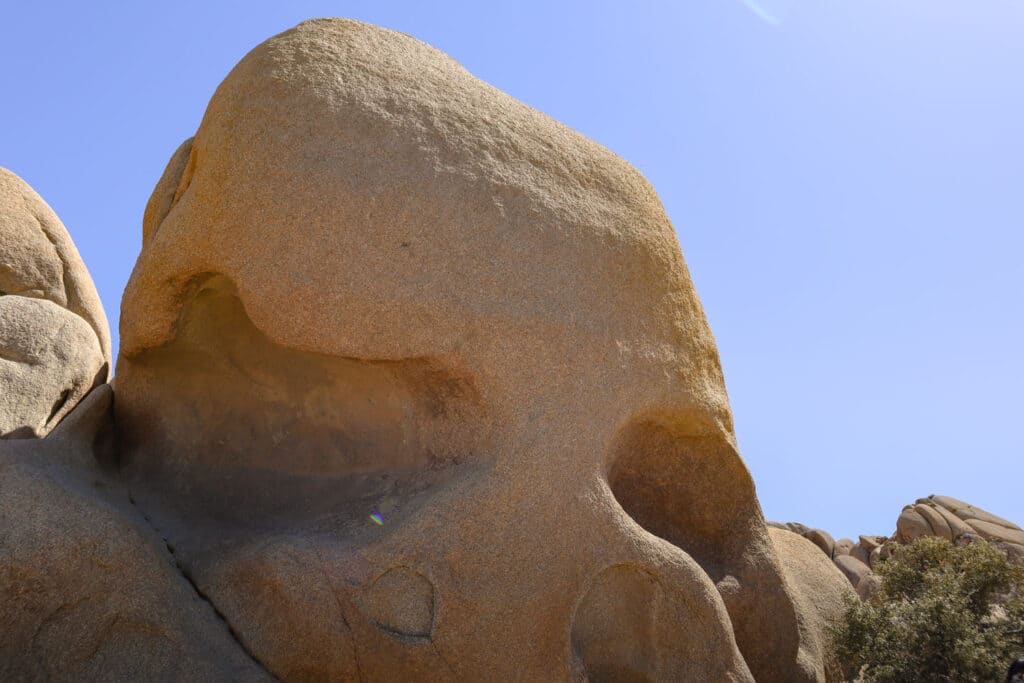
[849,543,871,566]
[0,168,110,438]
[803,528,835,558]
[833,538,854,559]
[930,495,1021,531]
[858,535,885,553]
[855,573,882,602]
[834,555,872,588]
[868,546,883,570]
[913,504,953,541]
[770,529,856,682]
[896,507,930,544]
[963,518,1024,546]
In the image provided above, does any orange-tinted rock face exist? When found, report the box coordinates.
[112,19,841,680]
[2,18,846,682]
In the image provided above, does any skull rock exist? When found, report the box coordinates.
[0,168,110,437]
[116,18,840,681]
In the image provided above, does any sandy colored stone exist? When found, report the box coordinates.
[770,529,855,682]
[850,543,871,566]
[803,528,836,558]
[833,538,854,558]
[929,502,975,539]
[834,555,872,588]
[963,518,1024,546]
[0,297,103,437]
[858,535,885,552]
[896,506,931,543]
[856,573,882,602]
[106,17,831,681]
[0,387,269,680]
[994,542,1024,564]
[142,137,193,246]
[878,540,895,562]
[913,503,953,540]
[0,168,110,437]
[929,495,1021,531]
[868,546,884,570]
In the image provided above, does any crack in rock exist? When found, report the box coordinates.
[126,492,280,681]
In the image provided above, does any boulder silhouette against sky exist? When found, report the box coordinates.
[1,19,853,681]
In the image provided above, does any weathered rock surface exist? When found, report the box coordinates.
[902,496,1023,547]
[895,507,931,544]
[0,168,110,437]
[0,17,857,681]
[769,528,856,682]
[996,542,1024,564]
[804,528,836,557]
[101,17,841,682]
[855,573,882,602]
[0,386,269,680]
[833,538,854,557]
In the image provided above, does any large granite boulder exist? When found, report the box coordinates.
[0,169,110,438]
[104,17,841,682]
[0,18,852,681]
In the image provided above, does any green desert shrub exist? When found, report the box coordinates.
[832,535,1024,682]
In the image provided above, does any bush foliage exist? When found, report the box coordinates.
[832,536,1024,682]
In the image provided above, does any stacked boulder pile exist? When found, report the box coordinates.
[772,495,1024,600]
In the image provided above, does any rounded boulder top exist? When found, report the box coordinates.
[122,17,721,402]
[0,168,110,437]
[111,18,839,681]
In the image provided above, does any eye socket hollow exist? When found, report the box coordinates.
[606,416,757,581]
[116,274,484,534]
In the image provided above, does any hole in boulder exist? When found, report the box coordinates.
[605,415,758,581]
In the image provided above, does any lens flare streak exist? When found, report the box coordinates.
[738,0,796,26]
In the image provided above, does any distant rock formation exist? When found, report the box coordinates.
[772,494,1023,599]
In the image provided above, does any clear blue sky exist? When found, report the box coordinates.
[3,2,1021,540]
